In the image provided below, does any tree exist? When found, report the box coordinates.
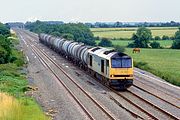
[154,36,161,40]
[51,31,61,37]
[0,23,10,37]
[0,35,12,63]
[172,28,180,49]
[162,35,169,40]
[62,33,74,40]
[150,41,160,48]
[98,38,112,47]
[113,45,125,53]
[131,27,152,48]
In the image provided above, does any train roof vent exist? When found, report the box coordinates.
[91,47,101,52]
[103,50,115,55]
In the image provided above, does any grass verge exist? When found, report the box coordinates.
[0,93,49,120]
[0,34,50,120]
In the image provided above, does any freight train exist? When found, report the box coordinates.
[39,33,133,90]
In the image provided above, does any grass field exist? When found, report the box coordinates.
[126,48,180,86]
[91,27,178,39]
[96,40,174,48]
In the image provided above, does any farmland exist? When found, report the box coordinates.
[91,27,178,39]
[126,48,180,86]
[96,40,174,48]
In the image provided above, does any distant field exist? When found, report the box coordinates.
[96,40,174,48]
[125,48,180,86]
[91,27,178,39]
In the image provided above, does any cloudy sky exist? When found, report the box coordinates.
[0,0,180,23]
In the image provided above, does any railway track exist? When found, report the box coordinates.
[20,30,180,120]
[19,31,117,120]
[134,75,180,101]
[132,84,180,109]
[126,90,180,120]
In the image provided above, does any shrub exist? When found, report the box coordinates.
[113,45,125,53]
[171,27,180,49]
[94,36,100,40]
[154,36,161,40]
[170,36,175,40]
[162,35,169,40]
[98,38,112,47]
[172,39,180,49]
[150,41,161,48]
[127,42,135,48]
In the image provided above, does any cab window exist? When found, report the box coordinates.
[111,58,132,68]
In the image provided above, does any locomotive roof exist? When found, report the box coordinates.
[89,47,130,60]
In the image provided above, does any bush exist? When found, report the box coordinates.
[113,45,125,53]
[98,38,112,47]
[94,36,100,40]
[162,35,169,40]
[171,27,180,49]
[154,36,161,40]
[170,36,175,40]
[172,39,180,49]
[127,42,135,48]
[150,41,161,48]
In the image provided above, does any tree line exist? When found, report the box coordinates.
[25,21,96,46]
[86,21,180,28]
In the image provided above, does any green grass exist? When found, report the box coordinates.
[18,98,50,120]
[125,48,180,86]
[0,34,49,120]
[91,27,178,39]
[96,40,174,48]
[0,93,49,120]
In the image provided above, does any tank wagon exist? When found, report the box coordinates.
[39,33,133,90]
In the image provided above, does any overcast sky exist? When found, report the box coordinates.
[0,0,180,23]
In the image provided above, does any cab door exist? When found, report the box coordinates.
[101,60,104,73]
